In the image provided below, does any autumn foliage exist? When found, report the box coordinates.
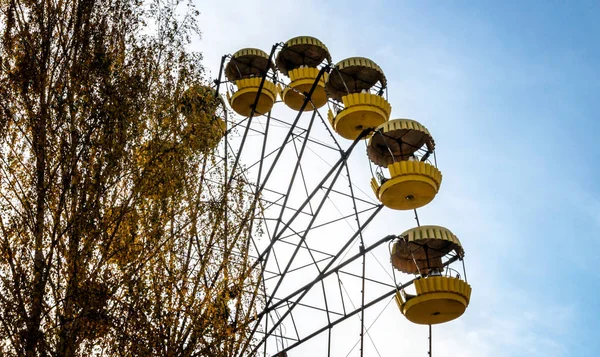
[0,0,261,356]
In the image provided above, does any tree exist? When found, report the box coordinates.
[0,0,261,355]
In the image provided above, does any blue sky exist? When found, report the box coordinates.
[196,1,600,355]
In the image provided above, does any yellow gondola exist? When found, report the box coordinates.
[325,57,391,140]
[368,119,441,210]
[225,48,279,117]
[392,226,471,325]
[179,85,227,150]
[276,36,331,111]
[368,119,435,166]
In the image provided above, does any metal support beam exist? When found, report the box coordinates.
[251,223,388,354]
[227,44,279,187]
[275,281,414,355]
[270,251,462,355]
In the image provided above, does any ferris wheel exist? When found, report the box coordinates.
[212,36,472,357]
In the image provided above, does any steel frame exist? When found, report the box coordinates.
[214,44,408,357]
